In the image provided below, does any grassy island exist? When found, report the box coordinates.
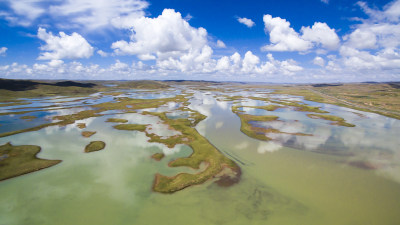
[81,131,96,138]
[146,109,240,193]
[151,153,165,161]
[307,114,356,127]
[106,118,128,123]
[84,141,106,153]
[0,142,61,181]
[77,123,86,129]
[113,124,147,131]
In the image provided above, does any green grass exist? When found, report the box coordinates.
[106,118,128,123]
[147,110,240,193]
[84,141,106,153]
[0,142,61,181]
[77,123,86,129]
[232,105,312,142]
[113,124,148,131]
[0,95,188,138]
[81,131,96,138]
[307,114,356,127]
[246,104,282,111]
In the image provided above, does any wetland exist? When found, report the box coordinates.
[0,79,400,225]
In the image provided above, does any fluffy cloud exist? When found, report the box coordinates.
[1,0,148,30]
[237,17,255,28]
[301,22,340,50]
[357,0,400,23]
[0,50,305,81]
[313,56,325,67]
[0,47,7,56]
[112,9,215,73]
[37,27,94,60]
[327,0,400,73]
[216,40,227,48]
[112,9,208,57]
[262,15,312,52]
[262,15,339,52]
[344,23,400,50]
[97,50,109,57]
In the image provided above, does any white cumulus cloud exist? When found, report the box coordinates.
[313,56,325,67]
[301,22,340,50]
[262,14,312,52]
[262,15,339,52]
[216,40,227,48]
[112,9,208,57]
[37,27,94,60]
[1,0,149,30]
[0,47,7,56]
[237,17,255,28]
[97,50,109,57]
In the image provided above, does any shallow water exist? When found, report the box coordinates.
[0,88,400,225]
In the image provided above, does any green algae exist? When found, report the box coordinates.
[84,141,106,153]
[0,142,61,181]
[307,114,356,127]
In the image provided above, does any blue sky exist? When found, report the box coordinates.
[0,0,399,82]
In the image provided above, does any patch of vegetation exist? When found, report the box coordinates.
[106,118,128,123]
[101,92,125,96]
[0,78,104,101]
[151,153,165,161]
[236,113,279,141]
[84,141,106,153]
[250,96,328,113]
[20,115,37,121]
[0,95,187,138]
[113,124,147,131]
[81,131,96,138]
[271,84,400,120]
[307,114,356,127]
[0,142,61,181]
[247,104,282,111]
[232,105,312,141]
[115,80,170,89]
[77,123,86,129]
[146,110,240,193]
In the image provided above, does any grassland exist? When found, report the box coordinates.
[269,83,400,120]
[0,142,61,181]
[84,141,106,153]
